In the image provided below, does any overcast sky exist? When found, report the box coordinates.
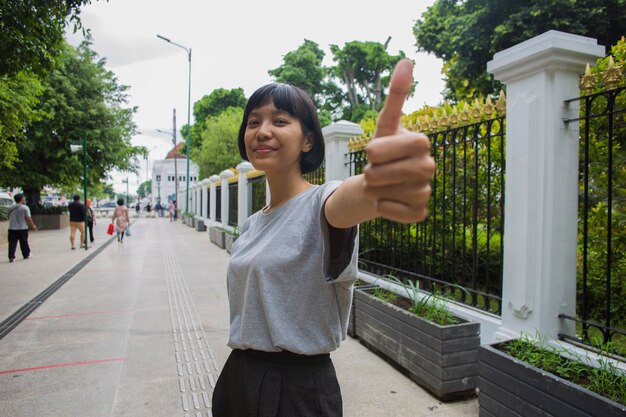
[66,0,443,194]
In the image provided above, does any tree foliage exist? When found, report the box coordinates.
[184,87,247,156]
[330,39,407,121]
[137,180,152,199]
[192,107,243,179]
[414,0,626,100]
[0,71,43,169]
[0,0,99,77]
[0,40,141,204]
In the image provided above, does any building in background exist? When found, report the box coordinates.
[151,143,199,207]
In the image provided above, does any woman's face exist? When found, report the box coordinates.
[243,101,312,175]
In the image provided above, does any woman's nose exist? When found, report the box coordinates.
[257,121,272,139]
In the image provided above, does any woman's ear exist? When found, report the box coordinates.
[302,134,313,153]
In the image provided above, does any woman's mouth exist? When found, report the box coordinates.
[254,145,275,154]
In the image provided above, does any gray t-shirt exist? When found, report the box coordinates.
[227,181,358,355]
[8,204,31,230]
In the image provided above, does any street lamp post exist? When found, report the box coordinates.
[122,178,129,208]
[70,137,88,251]
[157,34,192,213]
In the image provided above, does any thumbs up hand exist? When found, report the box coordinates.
[363,58,435,223]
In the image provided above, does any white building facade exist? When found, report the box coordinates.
[151,145,199,207]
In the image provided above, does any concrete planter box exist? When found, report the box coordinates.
[348,284,377,338]
[224,233,238,254]
[478,344,626,417]
[31,214,70,230]
[354,288,480,401]
[0,221,8,238]
[195,218,206,232]
[209,227,225,249]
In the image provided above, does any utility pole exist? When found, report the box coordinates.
[173,109,178,206]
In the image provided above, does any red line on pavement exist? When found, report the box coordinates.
[0,358,125,375]
[25,308,134,321]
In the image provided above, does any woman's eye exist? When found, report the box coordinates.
[247,119,259,127]
[274,119,287,126]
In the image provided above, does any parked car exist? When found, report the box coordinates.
[0,192,14,207]
[101,202,117,208]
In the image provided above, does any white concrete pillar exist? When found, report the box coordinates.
[201,178,210,221]
[487,30,604,340]
[220,170,235,227]
[209,175,220,224]
[236,161,254,228]
[322,120,364,181]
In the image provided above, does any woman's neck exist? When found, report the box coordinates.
[265,169,311,212]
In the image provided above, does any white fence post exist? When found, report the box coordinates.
[201,178,210,222]
[487,30,604,341]
[220,170,235,228]
[236,161,253,228]
[322,120,363,181]
[209,175,220,224]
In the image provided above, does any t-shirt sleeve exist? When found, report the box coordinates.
[319,181,359,283]
[24,206,31,217]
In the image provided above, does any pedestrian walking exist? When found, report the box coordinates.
[168,200,176,222]
[7,193,37,262]
[211,59,434,416]
[135,202,141,217]
[68,194,86,250]
[112,198,130,243]
[86,198,95,245]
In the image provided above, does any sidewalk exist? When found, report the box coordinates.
[0,218,478,417]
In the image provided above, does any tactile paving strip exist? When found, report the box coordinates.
[164,249,219,417]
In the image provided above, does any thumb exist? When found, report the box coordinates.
[374,58,414,138]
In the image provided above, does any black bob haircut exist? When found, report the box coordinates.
[238,83,325,174]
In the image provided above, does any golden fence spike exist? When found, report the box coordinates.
[449,107,459,126]
[429,114,439,131]
[580,63,597,95]
[495,90,506,115]
[602,56,622,90]
[460,103,471,123]
[471,98,482,119]
[483,96,495,116]
[439,108,450,129]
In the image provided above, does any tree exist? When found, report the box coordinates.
[137,180,152,199]
[414,0,626,100]
[183,87,246,156]
[0,40,141,204]
[192,107,243,178]
[0,0,97,77]
[329,39,408,121]
[269,40,326,106]
[0,71,43,170]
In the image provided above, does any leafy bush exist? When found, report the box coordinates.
[501,333,626,405]
[29,205,68,215]
[0,206,7,221]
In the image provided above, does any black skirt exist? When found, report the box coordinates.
[211,349,343,417]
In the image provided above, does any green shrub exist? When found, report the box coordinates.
[0,206,8,221]
[29,205,68,215]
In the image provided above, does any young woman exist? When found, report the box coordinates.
[211,59,434,416]
[111,198,129,243]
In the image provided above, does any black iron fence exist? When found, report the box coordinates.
[215,186,222,223]
[229,182,238,227]
[560,85,626,354]
[304,161,325,185]
[249,175,266,215]
[348,117,506,314]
